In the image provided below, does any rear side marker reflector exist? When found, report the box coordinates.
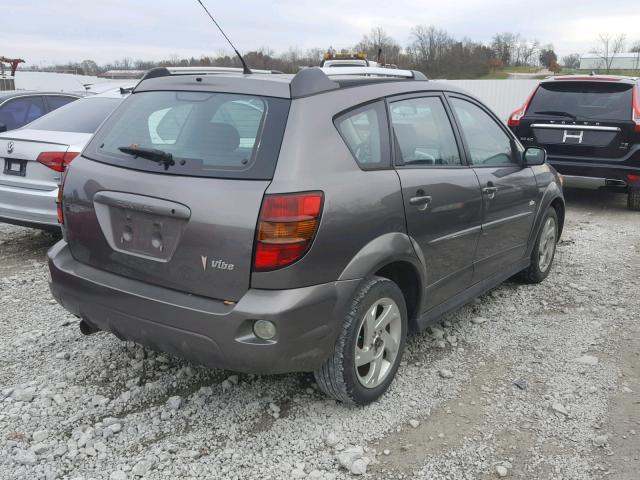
[254,192,323,271]
[56,178,64,224]
[37,151,80,172]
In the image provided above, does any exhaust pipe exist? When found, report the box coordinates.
[79,319,100,336]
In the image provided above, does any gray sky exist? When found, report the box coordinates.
[4,0,639,65]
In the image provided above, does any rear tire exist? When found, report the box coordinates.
[628,188,640,211]
[314,276,407,405]
[519,208,558,284]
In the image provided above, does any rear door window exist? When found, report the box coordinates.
[389,96,461,166]
[334,101,390,169]
[527,81,633,121]
[86,91,290,180]
[0,96,45,129]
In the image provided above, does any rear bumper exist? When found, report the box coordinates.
[561,175,628,189]
[549,158,640,189]
[0,183,58,228]
[48,241,360,374]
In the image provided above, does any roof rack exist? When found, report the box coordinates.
[139,66,279,82]
[290,67,427,98]
[320,66,424,79]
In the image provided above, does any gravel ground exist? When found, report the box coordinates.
[0,188,638,480]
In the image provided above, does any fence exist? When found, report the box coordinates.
[440,79,540,123]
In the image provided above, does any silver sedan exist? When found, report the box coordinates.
[0,86,131,229]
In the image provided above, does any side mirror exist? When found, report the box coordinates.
[524,147,547,166]
[0,123,7,134]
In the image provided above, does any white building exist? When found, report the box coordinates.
[580,52,640,70]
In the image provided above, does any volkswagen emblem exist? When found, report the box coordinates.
[7,141,14,154]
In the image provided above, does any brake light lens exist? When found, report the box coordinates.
[627,174,640,183]
[254,192,323,271]
[633,85,640,133]
[36,151,79,172]
[508,86,538,128]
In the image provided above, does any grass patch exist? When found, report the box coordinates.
[479,70,511,79]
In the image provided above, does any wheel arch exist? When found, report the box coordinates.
[338,232,426,332]
[550,196,565,238]
[527,182,565,257]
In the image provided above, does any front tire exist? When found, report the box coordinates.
[628,188,640,211]
[314,276,407,405]
[519,208,558,284]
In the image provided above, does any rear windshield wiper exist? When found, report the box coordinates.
[532,110,578,121]
[118,145,175,170]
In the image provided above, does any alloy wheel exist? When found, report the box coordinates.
[354,297,402,388]
[538,216,557,272]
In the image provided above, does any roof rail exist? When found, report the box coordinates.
[290,67,427,98]
[139,66,277,82]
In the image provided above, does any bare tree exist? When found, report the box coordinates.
[408,25,491,78]
[79,59,98,75]
[562,53,581,69]
[410,26,451,66]
[631,41,640,72]
[491,32,520,66]
[518,39,540,67]
[355,27,401,64]
[591,33,626,73]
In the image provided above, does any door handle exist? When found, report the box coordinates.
[409,195,432,208]
[482,186,498,199]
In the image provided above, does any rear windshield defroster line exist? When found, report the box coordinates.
[84,91,291,180]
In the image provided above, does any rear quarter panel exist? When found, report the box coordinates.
[251,86,413,290]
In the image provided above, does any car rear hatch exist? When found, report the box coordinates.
[519,80,637,159]
[62,89,290,301]
[0,129,89,192]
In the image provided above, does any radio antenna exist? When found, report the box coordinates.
[195,0,252,74]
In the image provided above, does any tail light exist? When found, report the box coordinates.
[507,86,538,127]
[254,192,324,271]
[633,85,640,133]
[627,174,640,183]
[36,151,79,172]
[50,153,79,225]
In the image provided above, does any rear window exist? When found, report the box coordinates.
[85,91,290,180]
[527,81,633,121]
[27,97,120,133]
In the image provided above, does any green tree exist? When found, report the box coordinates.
[539,47,557,69]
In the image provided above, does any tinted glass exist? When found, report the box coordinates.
[390,96,461,166]
[451,98,515,166]
[46,95,78,111]
[0,96,45,130]
[86,91,290,180]
[527,81,633,121]
[27,97,120,133]
[335,101,389,169]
